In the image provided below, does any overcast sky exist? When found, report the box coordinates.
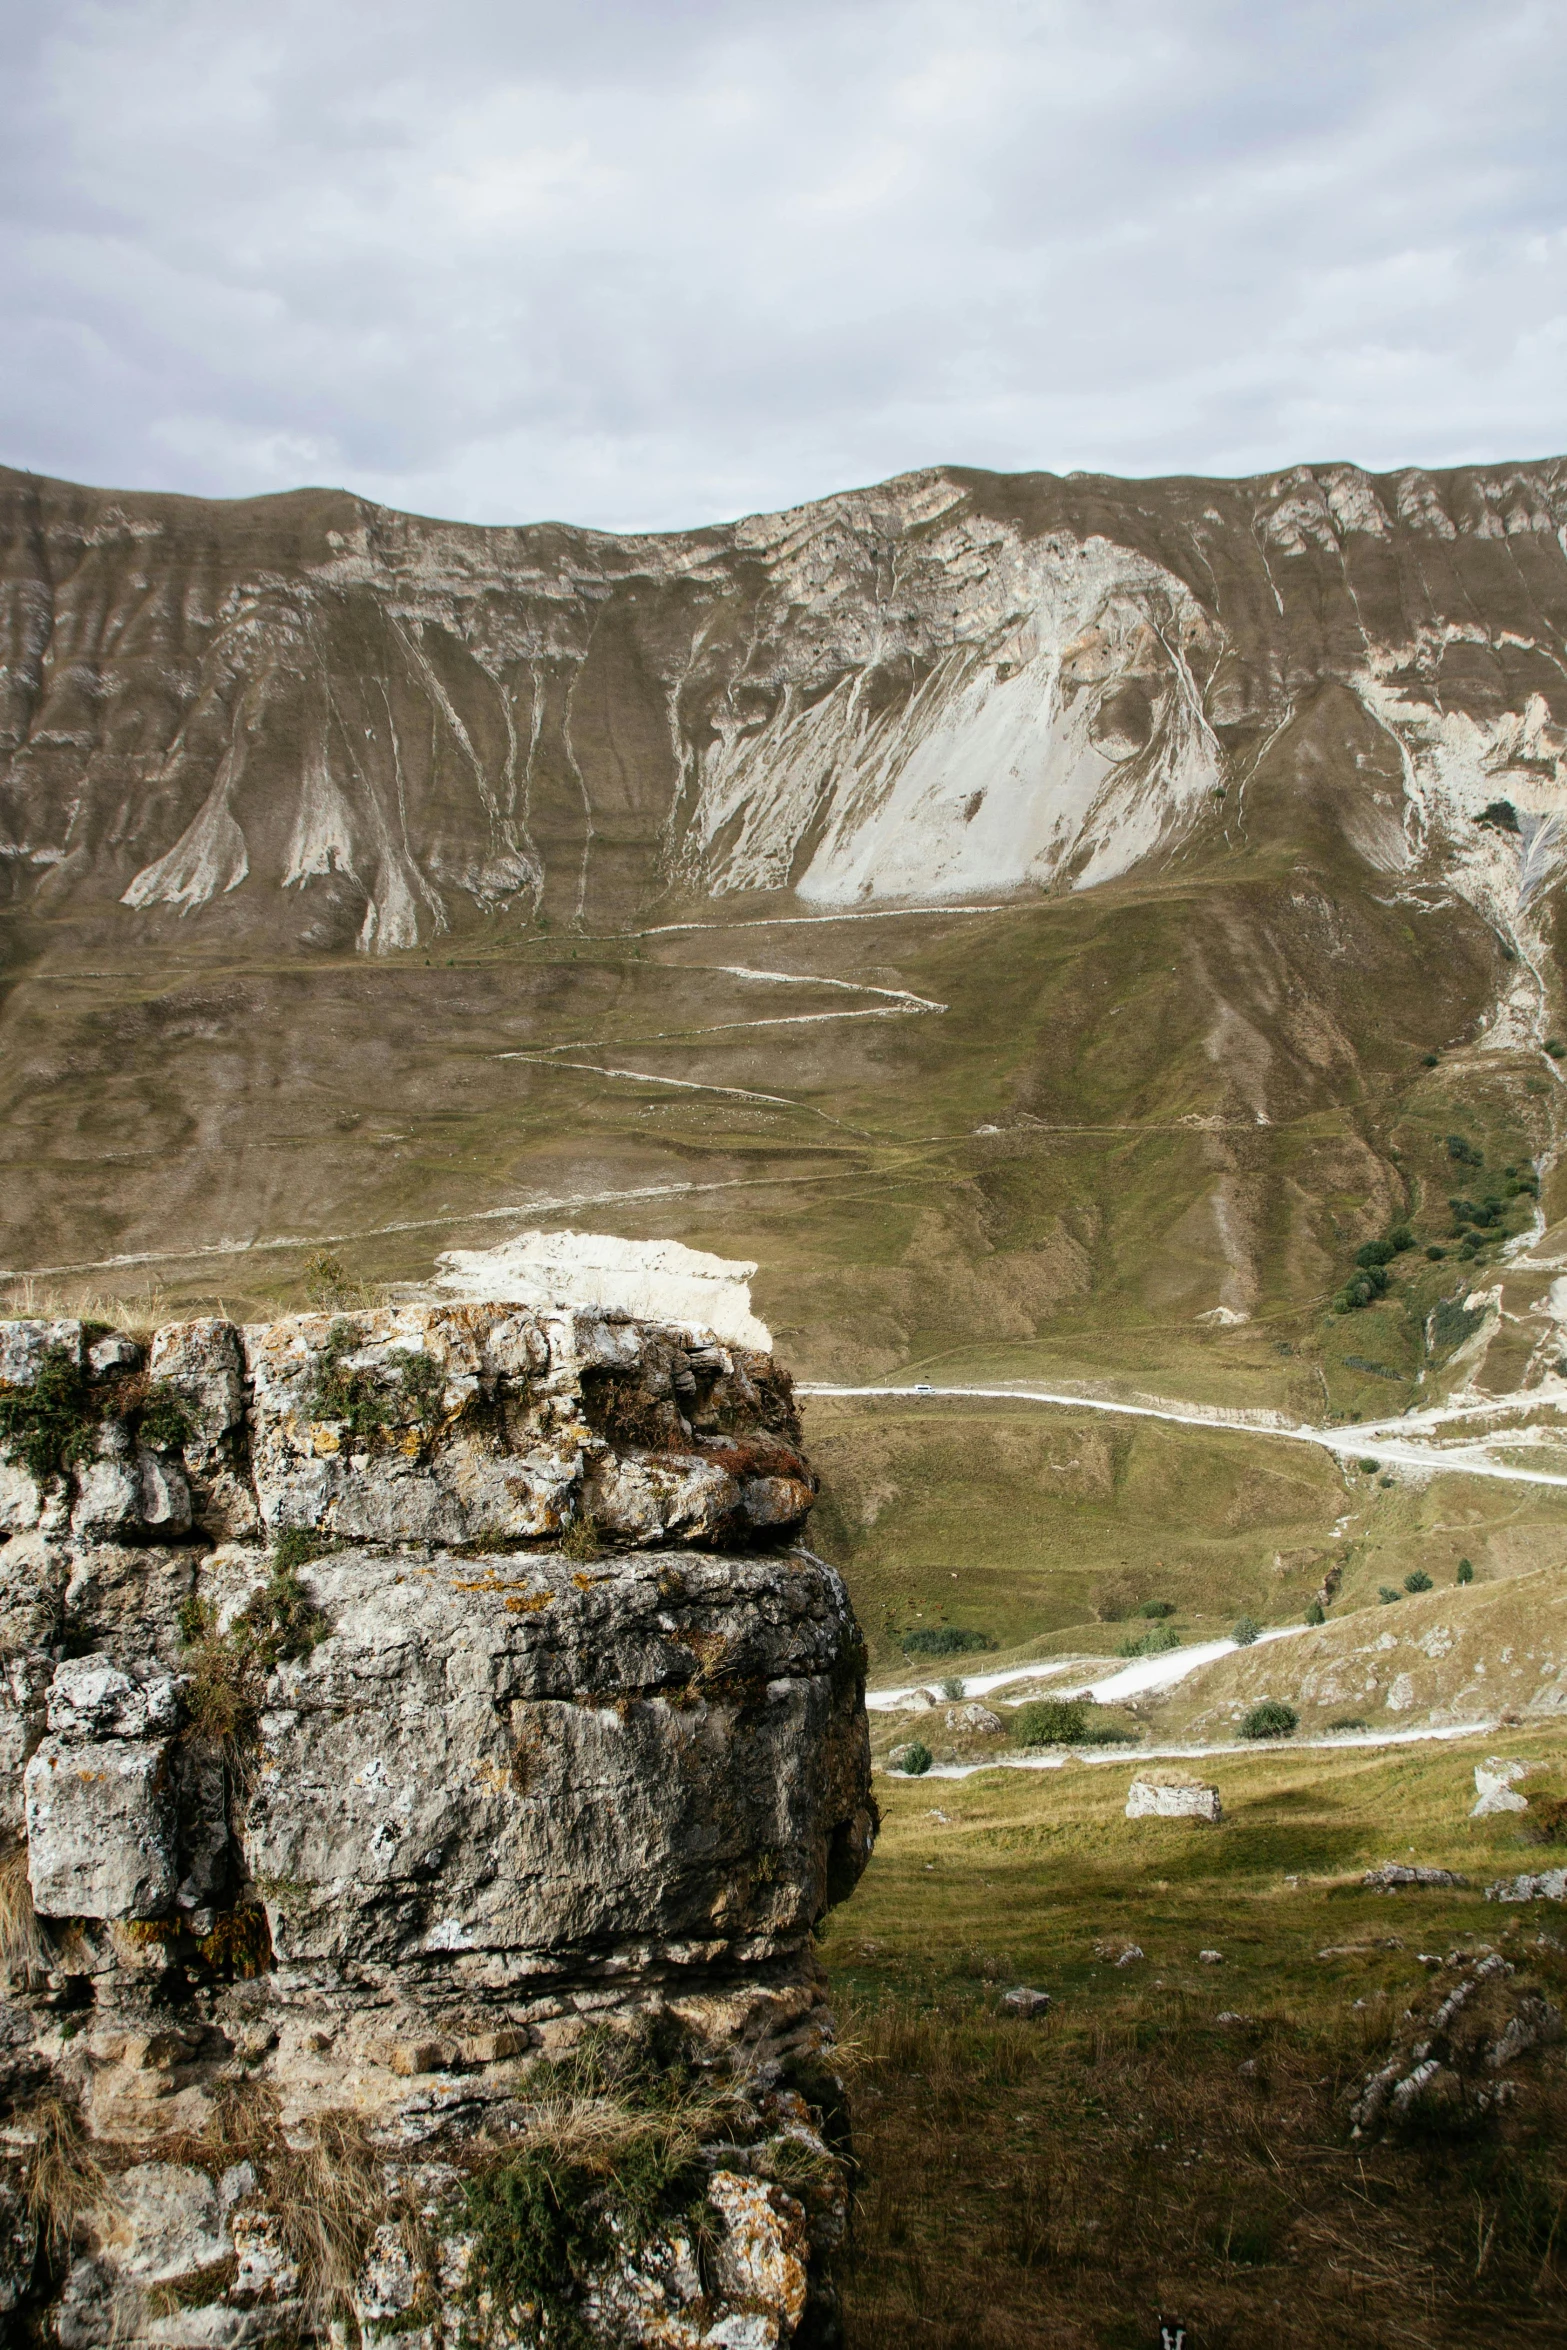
[2,0,1564,531]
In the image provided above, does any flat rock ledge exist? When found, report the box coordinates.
[0,1308,875,2346]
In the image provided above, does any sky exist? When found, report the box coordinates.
[2,0,1564,532]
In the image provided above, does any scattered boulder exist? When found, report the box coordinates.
[1127,1770,1222,1823]
[1487,1868,1567,1904]
[946,1702,1004,1735]
[1362,1863,1468,1891]
[1198,1949,1224,1964]
[1001,1986,1052,2016]
[1472,1759,1538,1817]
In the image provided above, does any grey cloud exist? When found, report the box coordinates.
[0,0,1563,528]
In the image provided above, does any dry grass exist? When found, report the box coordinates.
[838,1994,1567,2349]
[0,1841,48,1983]
[0,1275,170,1339]
[23,2097,107,2263]
[829,1728,1567,2347]
[267,2111,391,2325]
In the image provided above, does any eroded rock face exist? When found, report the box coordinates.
[0,1306,871,2345]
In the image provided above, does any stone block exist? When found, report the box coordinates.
[1126,1773,1222,1822]
[24,1734,177,1918]
[1472,1759,1536,1817]
[47,1658,180,1742]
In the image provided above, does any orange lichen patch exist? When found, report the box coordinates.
[450,1573,553,1602]
[572,1572,601,1590]
[504,1593,554,1614]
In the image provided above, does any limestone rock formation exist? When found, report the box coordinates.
[0,1304,873,2344]
[1125,1771,1222,1823]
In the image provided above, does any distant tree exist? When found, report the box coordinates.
[1403,1568,1433,1593]
[1232,1616,1262,1646]
[900,1742,933,1777]
[1456,1558,1474,1585]
[1304,1599,1325,1625]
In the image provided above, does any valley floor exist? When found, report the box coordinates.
[827,1725,1567,2348]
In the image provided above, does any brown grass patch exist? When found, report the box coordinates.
[838,1993,1567,2349]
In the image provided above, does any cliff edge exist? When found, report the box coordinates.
[0,1302,875,2345]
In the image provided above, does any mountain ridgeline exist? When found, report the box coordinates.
[3,455,1565,951]
[1,454,1565,1422]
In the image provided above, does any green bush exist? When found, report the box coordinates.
[1378,1586,1402,1605]
[1011,1697,1134,1747]
[135,1381,194,1453]
[1304,1599,1325,1625]
[1446,1134,1483,1167]
[1241,1699,1298,1741]
[1012,1697,1086,1745]
[1232,1616,1261,1646]
[0,1345,98,1481]
[1358,1458,1379,1474]
[1403,1568,1433,1593]
[1328,1716,1369,1732]
[1456,1558,1474,1585]
[900,1742,933,1777]
[1116,1623,1181,1659]
[936,1674,965,1702]
[901,1625,995,1658]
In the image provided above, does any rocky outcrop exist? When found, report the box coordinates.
[1348,1949,1563,2140]
[0,1305,873,2345]
[1124,1771,1222,1823]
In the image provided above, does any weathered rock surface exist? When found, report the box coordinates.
[1125,1771,1222,1823]
[1472,1759,1538,1816]
[0,1305,871,2345]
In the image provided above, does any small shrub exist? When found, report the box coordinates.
[1421,1052,1439,1067]
[561,1510,602,1562]
[1355,1239,1397,1269]
[272,1526,336,1575]
[396,1349,448,1432]
[1304,1599,1325,1625]
[1446,1134,1483,1167]
[1231,1616,1261,1646]
[1425,1245,1446,1261]
[1524,1793,1567,1846]
[1139,1600,1175,1619]
[180,1568,332,1756]
[134,1380,194,1453]
[1547,1038,1566,1061]
[1358,1458,1380,1474]
[1403,1568,1433,1593]
[302,1250,359,1307]
[0,1345,98,1481]
[1013,1697,1135,1747]
[900,1742,933,1777]
[1456,1558,1474,1585]
[901,1625,995,1657]
[936,1674,966,1702]
[1241,1699,1298,1741]
[1328,1716,1369,1732]
[1378,1586,1402,1605]
[1011,1698,1086,1745]
[303,1321,395,1439]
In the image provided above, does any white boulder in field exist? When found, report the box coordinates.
[1472,1760,1536,1817]
[431,1229,772,1348]
[1126,1770,1222,1823]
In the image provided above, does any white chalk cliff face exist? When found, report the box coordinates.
[2,455,1564,950]
[431,1230,773,1351]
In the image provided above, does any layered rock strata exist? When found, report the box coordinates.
[0,1305,874,2345]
